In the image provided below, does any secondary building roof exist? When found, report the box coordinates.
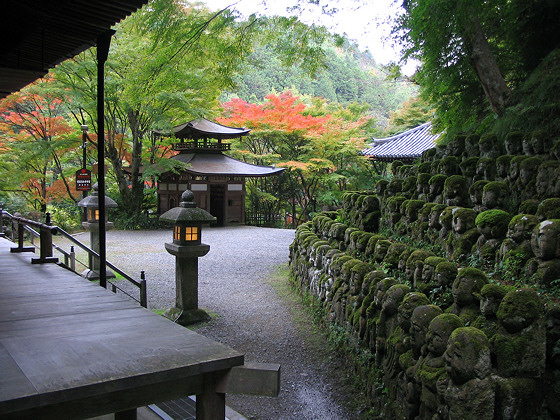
[361,122,440,162]
[171,153,285,177]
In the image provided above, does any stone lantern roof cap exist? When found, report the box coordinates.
[160,190,217,224]
[77,183,118,209]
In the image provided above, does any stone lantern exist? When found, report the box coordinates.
[160,189,216,325]
[78,182,117,280]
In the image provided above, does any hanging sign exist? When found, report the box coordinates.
[76,168,92,191]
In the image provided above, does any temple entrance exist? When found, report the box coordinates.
[210,184,225,226]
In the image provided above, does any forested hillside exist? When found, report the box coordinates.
[221,38,416,129]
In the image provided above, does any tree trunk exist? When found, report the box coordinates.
[459,4,510,116]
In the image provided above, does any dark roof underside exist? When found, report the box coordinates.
[155,118,251,140]
[0,0,148,99]
[171,153,285,177]
[361,122,440,162]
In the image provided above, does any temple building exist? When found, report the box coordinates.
[154,118,284,226]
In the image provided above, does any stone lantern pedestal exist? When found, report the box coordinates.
[160,189,216,326]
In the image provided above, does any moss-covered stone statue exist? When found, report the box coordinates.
[492,288,545,377]
[459,156,479,183]
[504,131,523,155]
[496,214,539,274]
[415,256,447,295]
[397,304,443,419]
[479,132,504,158]
[523,130,552,158]
[449,267,489,324]
[416,173,432,201]
[471,283,509,339]
[469,180,490,213]
[367,277,398,352]
[475,157,497,181]
[516,156,543,202]
[536,197,560,221]
[495,155,514,182]
[481,181,510,211]
[441,327,494,420]
[464,134,480,157]
[429,262,458,309]
[406,249,435,284]
[536,160,560,199]
[443,175,470,207]
[526,219,560,286]
[377,284,411,368]
[358,270,387,341]
[446,207,480,262]
[428,174,447,203]
[491,289,546,418]
[416,313,464,419]
[474,209,512,267]
[438,156,461,176]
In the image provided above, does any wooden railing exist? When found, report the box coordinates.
[0,208,147,308]
[172,141,231,152]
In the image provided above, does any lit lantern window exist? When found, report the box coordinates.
[174,225,199,243]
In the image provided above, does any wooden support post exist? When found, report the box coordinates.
[196,372,226,420]
[31,226,58,264]
[10,221,34,253]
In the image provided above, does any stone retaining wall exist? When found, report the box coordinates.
[289,131,560,419]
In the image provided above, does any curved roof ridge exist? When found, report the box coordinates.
[361,122,440,161]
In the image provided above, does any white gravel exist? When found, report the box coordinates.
[57,226,356,420]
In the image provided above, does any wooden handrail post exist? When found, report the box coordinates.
[140,271,147,308]
[32,223,58,264]
[10,219,34,254]
[69,246,76,272]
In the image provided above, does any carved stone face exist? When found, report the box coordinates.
[452,276,477,306]
[444,328,490,384]
[480,295,499,318]
[482,189,504,210]
[532,220,560,260]
[422,263,436,283]
[508,215,537,243]
[410,305,442,356]
[536,168,550,196]
[427,316,461,357]
[382,286,407,316]
[398,293,428,331]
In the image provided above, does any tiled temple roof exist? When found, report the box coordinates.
[361,122,440,162]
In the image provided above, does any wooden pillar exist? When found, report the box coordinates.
[196,372,226,420]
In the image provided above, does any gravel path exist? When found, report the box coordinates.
[58,227,355,420]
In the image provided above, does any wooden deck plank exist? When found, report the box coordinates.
[0,238,244,418]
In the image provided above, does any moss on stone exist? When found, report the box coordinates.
[536,198,560,220]
[457,267,488,286]
[365,234,386,257]
[383,242,408,268]
[406,249,436,268]
[387,195,407,213]
[518,199,540,215]
[497,288,543,333]
[460,156,479,177]
[435,261,458,278]
[475,209,512,239]
[418,162,432,174]
[439,206,460,228]
[429,174,447,188]
[483,181,509,195]
[444,175,468,192]
[480,283,508,300]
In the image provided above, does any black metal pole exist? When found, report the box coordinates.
[96,30,114,289]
